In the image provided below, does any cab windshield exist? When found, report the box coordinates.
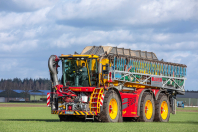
[62,58,98,87]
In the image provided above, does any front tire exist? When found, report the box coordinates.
[99,90,121,122]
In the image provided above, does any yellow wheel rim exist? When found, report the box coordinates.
[161,101,168,120]
[109,98,118,120]
[145,100,153,120]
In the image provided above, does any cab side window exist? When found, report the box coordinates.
[88,59,98,86]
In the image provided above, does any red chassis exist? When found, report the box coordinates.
[50,84,161,118]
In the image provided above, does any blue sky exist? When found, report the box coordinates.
[0,0,198,90]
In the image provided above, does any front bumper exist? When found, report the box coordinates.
[51,110,97,115]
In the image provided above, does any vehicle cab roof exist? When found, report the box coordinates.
[59,54,99,59]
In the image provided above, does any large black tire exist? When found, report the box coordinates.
[139,93,155,122]
[99,90,121,122]
[154,93,170,122]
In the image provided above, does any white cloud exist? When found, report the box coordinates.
[0,40,38,52]
[152,34,169,42]
[139,0,198,21]
[0,59,18,72]
[49,0,198,26]
[161,52,190,63]
[0,32,17,43]
[0,0,55,13]
[0,7,51,30]
[51,30,134,47]
[49,0,124,20]
[12,0,54,10]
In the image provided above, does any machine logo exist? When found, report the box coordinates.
[152,77,162,82]
[122,111,126,115]
[151,77,162,87]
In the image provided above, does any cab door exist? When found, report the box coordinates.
[88,58,98,86]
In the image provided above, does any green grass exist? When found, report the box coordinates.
[0,107,198,132]
[0,102,46,105]
[177,107,198,110]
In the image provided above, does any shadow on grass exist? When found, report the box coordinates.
[164,121,198,125]
[0,119,96,123]
[0,119,60,122]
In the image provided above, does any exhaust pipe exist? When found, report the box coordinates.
[48,55,59,86]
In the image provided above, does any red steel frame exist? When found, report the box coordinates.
[51,85,161,118]
[120,88,160,117]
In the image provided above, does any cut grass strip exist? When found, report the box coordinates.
[0,107,198,132]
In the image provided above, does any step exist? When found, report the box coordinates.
[85,118,94,120]
[94,88,102,89]
[85,115,94,121]
[91,107,97,108]
[91,102,97,103]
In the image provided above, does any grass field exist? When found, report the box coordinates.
[0,103,46,105]
[177,107,198,111]
[0,105,198,132]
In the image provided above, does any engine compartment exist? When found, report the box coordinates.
[52,85,92,112]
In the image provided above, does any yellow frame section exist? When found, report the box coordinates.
[85,59,91,86]
[89,88,104,113]
[60,54,157,89]
[60,54,99,58]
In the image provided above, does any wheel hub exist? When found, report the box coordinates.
[161,101,168,120]
[144,100,153,120]
[109,98,118,119]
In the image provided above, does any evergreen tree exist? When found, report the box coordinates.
[0,78,51,91]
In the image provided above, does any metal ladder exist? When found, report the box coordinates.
[89,88,104,113]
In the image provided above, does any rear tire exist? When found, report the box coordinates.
[139,93,155,122]
[154,93,170,122]
[99,90,121,122]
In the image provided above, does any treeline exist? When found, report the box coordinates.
[186,90,198,93]
[0,78,197,92]
[0,78,51,91]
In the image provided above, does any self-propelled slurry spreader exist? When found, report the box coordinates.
[47,46,187,122]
